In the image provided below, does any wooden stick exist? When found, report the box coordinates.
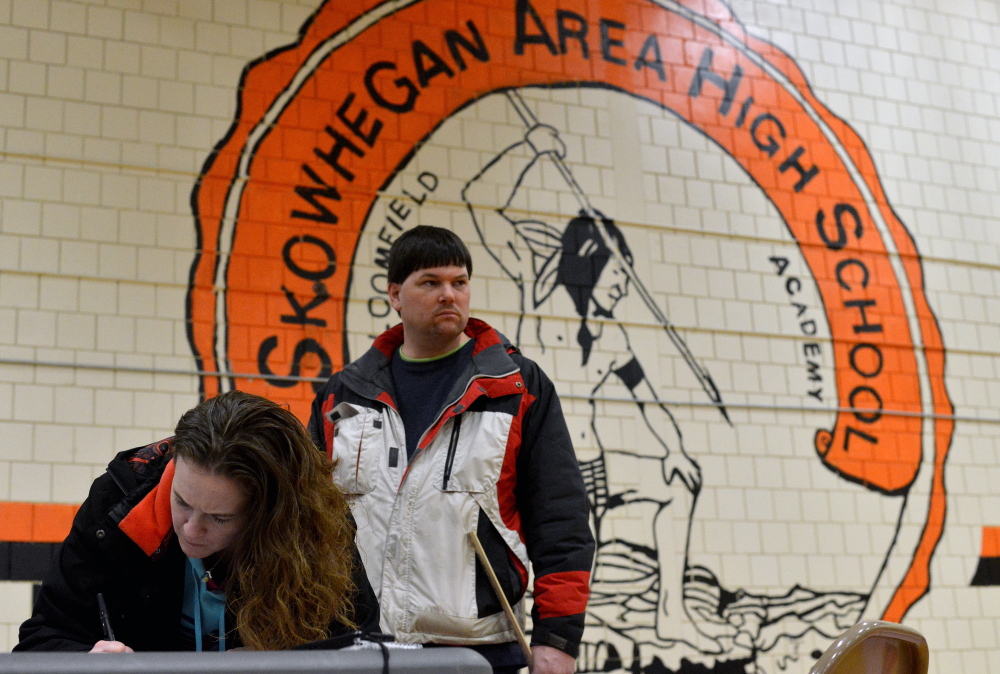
[468,530,533,665]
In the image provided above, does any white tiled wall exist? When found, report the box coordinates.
[1,0,999,670]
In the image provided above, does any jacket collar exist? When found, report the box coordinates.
[369,318,505,357]
[118,458,176,558]
[341,318,518,403]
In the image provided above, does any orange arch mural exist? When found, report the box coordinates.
[189,0,954,670]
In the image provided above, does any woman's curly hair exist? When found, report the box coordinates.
[171,390,356,650]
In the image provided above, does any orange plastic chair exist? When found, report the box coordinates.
[809,620,929,674]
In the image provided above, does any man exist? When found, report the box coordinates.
[308,226,595,674]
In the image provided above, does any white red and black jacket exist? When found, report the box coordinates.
[308,318,594,657]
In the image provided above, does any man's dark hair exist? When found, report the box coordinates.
[387,226,473,285]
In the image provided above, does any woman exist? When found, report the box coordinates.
[15,391,380,652]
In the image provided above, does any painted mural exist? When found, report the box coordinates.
[188,0,962,671]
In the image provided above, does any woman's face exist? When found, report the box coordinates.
[170,456,250,560]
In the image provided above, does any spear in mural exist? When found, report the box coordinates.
[504,89,731,425]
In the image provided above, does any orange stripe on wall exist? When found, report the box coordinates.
[982,526,1000,558]
[0,502,79,543]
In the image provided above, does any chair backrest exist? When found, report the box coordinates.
[809,620,929,674]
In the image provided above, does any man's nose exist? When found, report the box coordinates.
[439,283,456,301]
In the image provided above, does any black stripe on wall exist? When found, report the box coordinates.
[0,542,60,582]
[971,557,1000,586]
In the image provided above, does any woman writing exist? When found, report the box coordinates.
[16,391,379,652]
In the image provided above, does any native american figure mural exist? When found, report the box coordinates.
[460,101,868,671]
[189,0,960,671]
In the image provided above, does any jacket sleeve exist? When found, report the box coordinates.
[348,543,382,635]
[515,357,595,658]
[14,473,126,652]
[308,382,335,454]
[309,419,379,640]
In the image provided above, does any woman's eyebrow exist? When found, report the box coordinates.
[173,489,242,518]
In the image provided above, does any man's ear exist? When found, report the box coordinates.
[388,282,402,312]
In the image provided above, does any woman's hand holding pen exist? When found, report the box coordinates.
[91,593,132,652]
[90,640,134,653]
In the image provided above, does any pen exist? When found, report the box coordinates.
[97,592,116,642]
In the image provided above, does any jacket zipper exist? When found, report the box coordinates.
[442,415,462,490]
[418,367,517,446]
[399,370,517,490]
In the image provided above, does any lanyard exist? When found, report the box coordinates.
[189,558,226,652]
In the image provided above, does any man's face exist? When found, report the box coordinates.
[388,265,471,358]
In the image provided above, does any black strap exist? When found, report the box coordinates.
[378,640,390,674]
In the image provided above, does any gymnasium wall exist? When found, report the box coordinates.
[0,0,998,671]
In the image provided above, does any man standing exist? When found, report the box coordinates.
[308,226,594,674]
